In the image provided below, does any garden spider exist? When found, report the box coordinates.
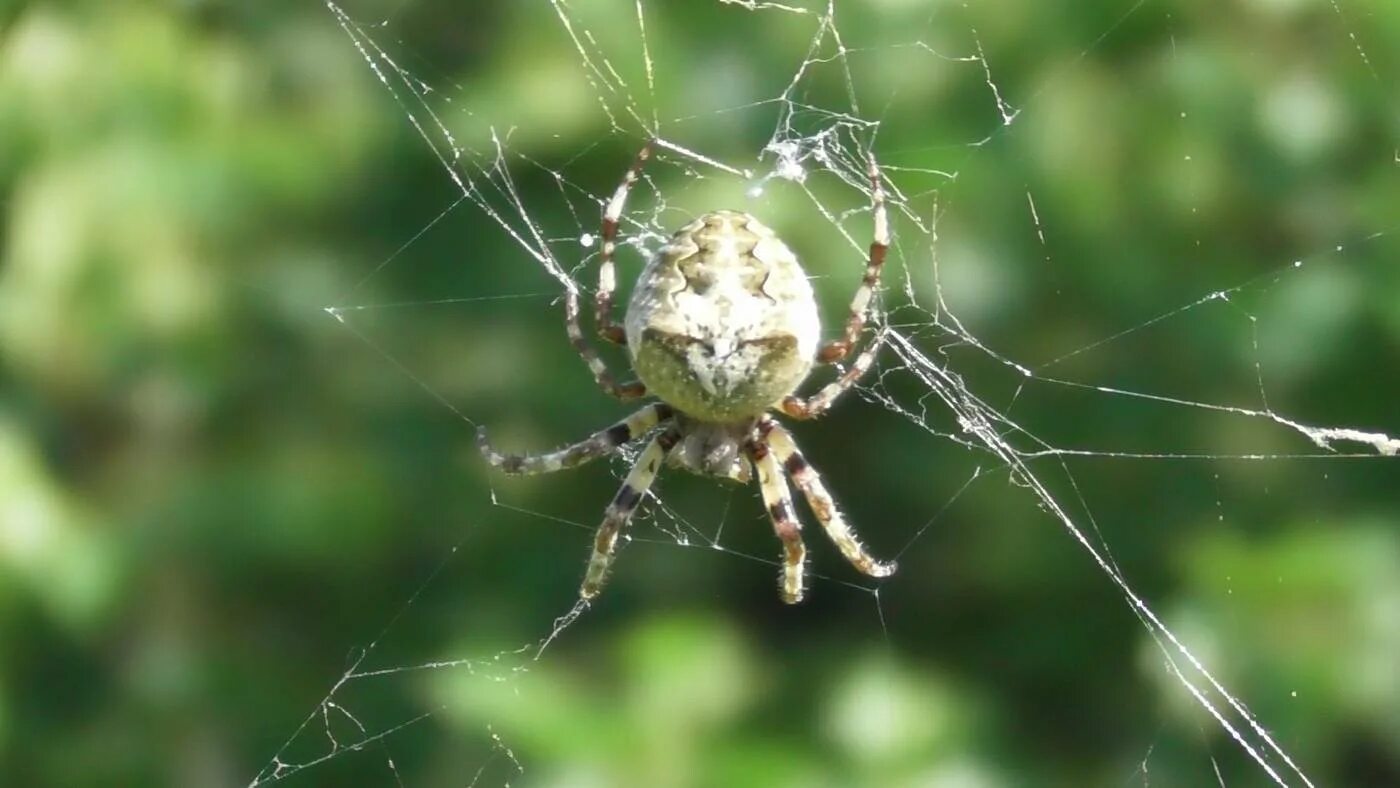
[478,141,895,603]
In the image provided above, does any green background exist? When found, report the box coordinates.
[1,1,1397,785]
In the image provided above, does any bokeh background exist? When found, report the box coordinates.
[1,1,1398,786]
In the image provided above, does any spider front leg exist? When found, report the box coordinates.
[478,403,673,475]
[749,436,808,604]
[581,427,679,600]
[763,420,896,578]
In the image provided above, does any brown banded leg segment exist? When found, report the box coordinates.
[749,437,808,604]
[780,327,885,420]
[565,286,646,400]
[478,403,673,475]
[817,151,888,364]
[594,141,654,346]
[581,428,678,600]
[764,421,896,578]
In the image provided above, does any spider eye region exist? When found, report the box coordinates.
[625,211,820,422]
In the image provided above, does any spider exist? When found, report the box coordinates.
[477,141,895,603]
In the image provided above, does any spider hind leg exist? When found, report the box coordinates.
[815,151,888,364]
[595,141,654,345]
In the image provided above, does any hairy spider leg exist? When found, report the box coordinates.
[780,326,886,419]
[565,286,647,400]
[477,403,674,475]
[750,436,808,604]
[581,427,679,599]
[816,151,888,365]
[560,141,656,399]
[763,420,896,578]
[595,141,654,345]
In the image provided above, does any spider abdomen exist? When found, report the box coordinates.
[625,211,819,422]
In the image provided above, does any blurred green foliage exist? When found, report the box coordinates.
[1,1,1397,786]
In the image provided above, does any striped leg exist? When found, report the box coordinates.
[780,327,884,420]
[816,151,888,364]
[581,427,679,599]
[764,421,896,579]
[749,436,808,604]
[565,288,646,400]
[478,403,673,475]
[595,141,653,346]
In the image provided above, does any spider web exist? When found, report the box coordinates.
[254,0,1399,784]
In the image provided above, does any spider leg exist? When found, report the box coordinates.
[781,152,888,420]
[815,151,888,365]
[763,420,896,578]
[562,142,655,399]
[595,141,653,346]
[749,435,808,604]
[581,426,679,599]
[565,289,646,400]
[478,403,673,475]
[779,327,885,420]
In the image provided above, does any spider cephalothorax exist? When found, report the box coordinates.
[478,141,895,603]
